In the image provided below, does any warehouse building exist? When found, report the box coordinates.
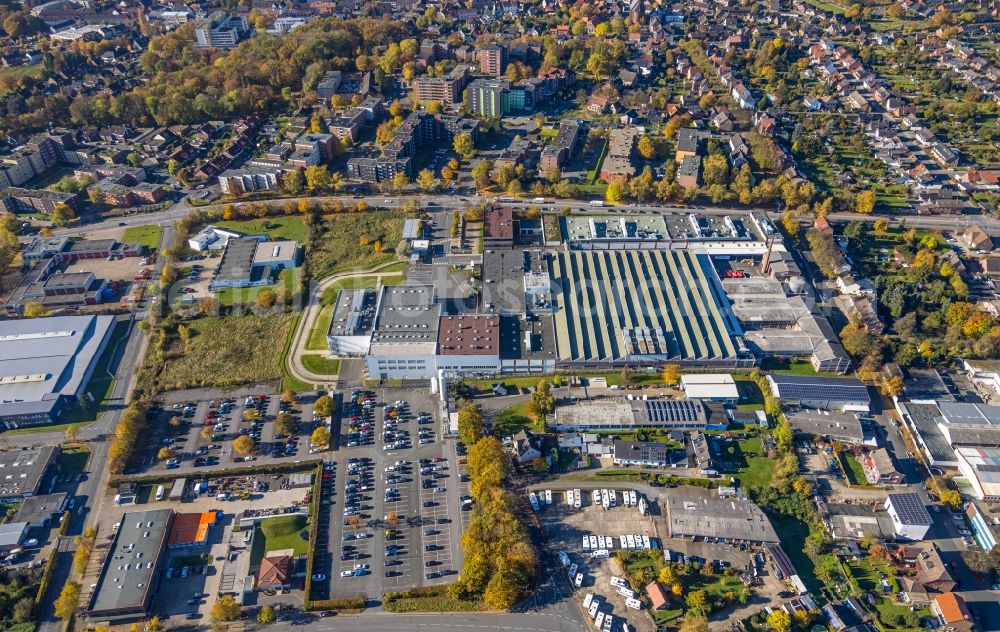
[896,402,959,468]
[0,315,117,427]
[0,446,58,500]
[552,398,725,432]
[210,238,300,290]
[549,250,746,368]
[327,289,377,356]
[87,509,174,623]
[665,486,778,544]
[680,374,739,404]
[954,446,1000,500]
[785,410,873,445]
[766,374,871,411]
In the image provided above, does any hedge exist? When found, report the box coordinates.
[58,511,72,535]
[305,597,366,613]
[109,459,321,487]
[33,547,59,617]
[303,462,324,602]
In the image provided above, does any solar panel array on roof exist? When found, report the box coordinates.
[887,492,933,526]
[645,400,705,423]
[770,374,869,401]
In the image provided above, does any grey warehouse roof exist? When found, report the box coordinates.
[88,509,173,617]
[665,487,779,543]
[0,315,116,419]
[0,445,57,498]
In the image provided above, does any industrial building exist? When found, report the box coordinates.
[785,410,872,445]
[209,239,300,290]
[0,316,116,427]
[954,446,1000,500]
[193,11,249,48]
[679,374,739,404]
[884,492,933,541]
[766,375,871,411]
[327,289,378,356]
[0,446,58,500]
[87,509,174,623]
[549,249,744,368]
[366,285,442,379]
[664,486,778,544]
[552,398,725,432]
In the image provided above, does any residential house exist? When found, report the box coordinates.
[257,553,292,590]
[862,448,905,486]
[931,593,973,631]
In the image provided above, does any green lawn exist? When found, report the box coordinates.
[839,452,868,487]
[55,446,90,475]
[280,312,315,393]
[0,64,46,98]
[122,225,163,251]
[307,305,334,351]
[301,355,341,376]
[214,268,298,305]
[845,558,898,593]
[492,402,534,435]
[251,515,310,565]
[760,358,852,377]
[215,216,308,243]
[722,437,774,489]
[157,314,294,391]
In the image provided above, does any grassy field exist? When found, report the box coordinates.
[215,268,298,305]
[311,211,407,278]
[301,355,341,375]
[839,452,868,486]
[0,64,46,98]
[845,558,898,593]
[122,225,164,251]
[216,216,308,243]
[158,314,293,390]
[492,402,534,435]
[280,312,314,393]
[383,586,488,613]
[726,437,774,489]
[307,305,334,350]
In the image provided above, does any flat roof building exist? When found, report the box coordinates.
[665,486,778,543]
[896,402,958,467]
[680,374,739,403]
[767,374,871,411]
[884,492,933,541]
[954,446,1000,500]
[613,440,672,467]
[552,398,724,432]
[327,289,377,356]
[436,314,501,377]
[14,492,67,527]
[785,410,869,444]
[87,509,174,623]
[0,316,116,427]
[367,285,441,379]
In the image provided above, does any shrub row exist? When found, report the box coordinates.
[108,459,320,487]
[305,597,366,612]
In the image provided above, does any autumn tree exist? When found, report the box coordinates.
[313,395,333,418]
[275,411,297,435]
[157,447,177,461]
[211,595,241,622]
[679,615,709,632]
[457,402,484,446]
[311,426,330,448]
[855,190,876,214]
[767,609,792,632]
[256,290,277,309]
[453,132,475,158]
[284,169,304,194]
[416,168,438,192]
[257,607,276,624]
[54,580,81,621]
[232,435,255,457]
[661,364,682,386]
[22,301,50,318]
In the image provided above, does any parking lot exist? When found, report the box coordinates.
[535,487,662,632]
[312,387,467,600]
[140,387,320,475]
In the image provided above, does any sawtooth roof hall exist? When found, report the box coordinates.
[549,249,742,366]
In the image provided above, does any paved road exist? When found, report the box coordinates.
[285,261,411,387]
[266,611,588,632]
[39,193,1000,241]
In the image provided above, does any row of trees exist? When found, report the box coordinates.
[453,436,538,609]
[108,402,149,475]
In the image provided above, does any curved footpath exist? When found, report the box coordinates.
[286,260,406,387]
